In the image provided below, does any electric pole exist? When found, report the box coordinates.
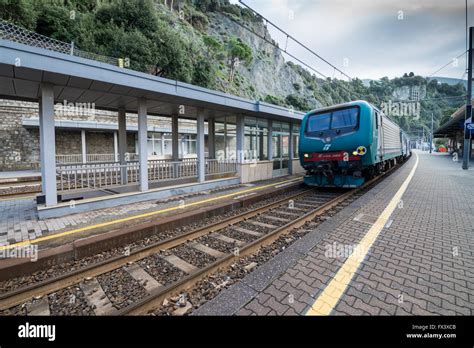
[463,26,473,170]
[430,112,433,154]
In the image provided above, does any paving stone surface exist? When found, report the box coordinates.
[194,152,474,316]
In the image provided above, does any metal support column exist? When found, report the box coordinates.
[138,99,148,191]
[81,129,87,163]
[197,111,205,183]
[236,115,245,164]
[39,83,57,206]
[172,114,179,161]
[289,122,294,174]
[118,107,128,183]
[267,120,273,161]
[113,131,118,162]
[171,114,179,178]
[208,118,215,159]
[463,26,473,169]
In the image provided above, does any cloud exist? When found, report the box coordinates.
[242,0,471,79]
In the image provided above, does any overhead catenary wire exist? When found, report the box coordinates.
[220,9,360,101]
[427,50,468,78]
[238,0,352,81]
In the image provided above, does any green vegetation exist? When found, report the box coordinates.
[0,0,466,133]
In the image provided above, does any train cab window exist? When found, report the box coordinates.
[331,108,358,129]
[307,111,331,132]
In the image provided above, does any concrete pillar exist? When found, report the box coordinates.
[113,131,118,162]
[288,122,294,175]
[137,99,149,191]
[208,118,215,159]
[267,120,273,161]
[38,98,45,195]
[81,130,87,163]
[39,83,57,206]
[172,114,179,161]
[236,115,245,164]
[118,107,128,184]
[171,114,179,178]
[197,111,205,183]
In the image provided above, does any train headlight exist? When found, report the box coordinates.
[304,153,309,158]
[352,151,358,156]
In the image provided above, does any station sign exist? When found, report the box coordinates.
[467,123,474,130]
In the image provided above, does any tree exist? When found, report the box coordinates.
[0,0,37,29]
[227,37,252,84]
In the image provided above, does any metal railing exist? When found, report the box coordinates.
[205,159,237,175]
[0,20,118,66]
[56,154,83,164]
[148,159,198,182]
[56,158,237,193]
[55,153,138,164]
[57,162,139,192]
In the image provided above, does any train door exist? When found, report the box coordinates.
[272,122,290,177]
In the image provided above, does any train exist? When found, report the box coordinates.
[299,100,411,187]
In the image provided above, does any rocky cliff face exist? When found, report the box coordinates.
[206,12,323,108]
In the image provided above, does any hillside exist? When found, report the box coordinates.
[0,0,467,134]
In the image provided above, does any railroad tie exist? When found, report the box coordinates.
[190,242,226,258]
[211,233,245,246]
[293,203,315,208]
[163,255,198,274]
[263,215,291,223]
[273,210,300,217]
[246,220,278,229]
[80,278,115,315]
[230,226,263,237]
[125,264,163,293]
[26,297,50,316]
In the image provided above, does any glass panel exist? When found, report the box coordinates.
[281,122,290,133]
[273,121,282,133]
[262,134,268,160]
[273,134,281,159]
[163,133,172,158]
[245,116,257,127]
[331,107,358,129]
[257,118,268,129]
[307,112,331,132]
[282,135,289,157]
[292,134,299,158]
[273,159,281,170]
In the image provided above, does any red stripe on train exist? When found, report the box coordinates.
[303,151,360,162]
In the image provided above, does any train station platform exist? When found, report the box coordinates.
[0,174,303,250]
[194,151,474,315]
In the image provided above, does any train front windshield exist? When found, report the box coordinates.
[306,106,359,135]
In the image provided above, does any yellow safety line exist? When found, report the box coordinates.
[306,153,419,316]
[0,177,302,251]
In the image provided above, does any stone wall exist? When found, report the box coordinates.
[0,100,40,170]
[56,130,82,155]
[0,99,158,170]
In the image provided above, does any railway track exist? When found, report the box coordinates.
[0,181,41,198]
[0,160,404,316]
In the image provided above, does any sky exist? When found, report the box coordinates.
[231,0,474,81]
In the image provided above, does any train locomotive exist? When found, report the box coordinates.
[299,100,411,187]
